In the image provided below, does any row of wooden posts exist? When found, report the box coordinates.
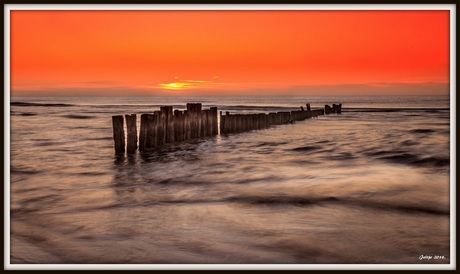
[220,109,324,134]
[112,103,217,154]
[112,102,341,154]
[325,104,342,114]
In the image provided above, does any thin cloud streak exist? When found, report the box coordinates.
[12,82,449,97]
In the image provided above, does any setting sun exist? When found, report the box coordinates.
[160,82,185,90]
[159,80,208,90]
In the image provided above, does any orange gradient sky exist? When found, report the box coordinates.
[10,10,450,96]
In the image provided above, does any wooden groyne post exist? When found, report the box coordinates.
[219,108,325,135]
[125,114,137,154]
[325,103,342,114]
[112,115,125,154]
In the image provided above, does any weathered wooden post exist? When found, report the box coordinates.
[196,104,203,138]
[201,109,208,137]
[173,110,179,142]
[225,111,230,134]
[188,104,196,137]
[257,114,262,129]
[245,114,249,132]
[180,110,185,141]
[125,114,137,154]
[236,114,242,133]
[183,110,190,140]
[160,106,174,143]
[244,115,249,131]
[153,111,163,146]
[268,112,275,126]
[145,114,156,148]
[187,103,202,138]
[258,113,265,129]
[188,104,196,138]
[277,112,289,124]
[168,107,175,143]
[249,114,255,130]
[248,115,253,131]
[139,114,148,151]
[234,114,239,133]
[210,107,218,135]
[112,115,125,154]
[227,114,233,133]
[219,111,224,134]
[198,108,204,137]
[233,115,239,133]
[226,112,230,134]
[204,109,212,136]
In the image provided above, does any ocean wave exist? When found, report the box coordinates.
[51,192,449,219]
[11,102,74,107]
[253,141,288,147]
[377,153,449,168]
[344,107,449,113]
[225,195,449,215]
[10,112,38,116]
[62,114,96,119]
[19,194,63,204]
[377,153,420,163]
[324,152,356,160]
[76,171,109,176]
[87,137,113,141]
[153,178,208,186]
[291,145,322,152]
[409,129,436,134]
[11,167,41,175]
[412,156,450,167]
[399,140,419,146]
[225,196,338,205]
[90,195,449,216]
[364,150,408,157]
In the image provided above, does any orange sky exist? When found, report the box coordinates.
[10,10,450,96]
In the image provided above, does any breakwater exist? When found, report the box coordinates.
[112,103,341,154]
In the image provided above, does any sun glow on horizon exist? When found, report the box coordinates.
[159,82,188,90]
[158,79,214,90]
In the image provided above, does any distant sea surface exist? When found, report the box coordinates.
[9,95,451,264]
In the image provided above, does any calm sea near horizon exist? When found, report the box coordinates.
[8,95,451,266]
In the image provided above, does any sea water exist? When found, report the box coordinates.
[8,95,451,264]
